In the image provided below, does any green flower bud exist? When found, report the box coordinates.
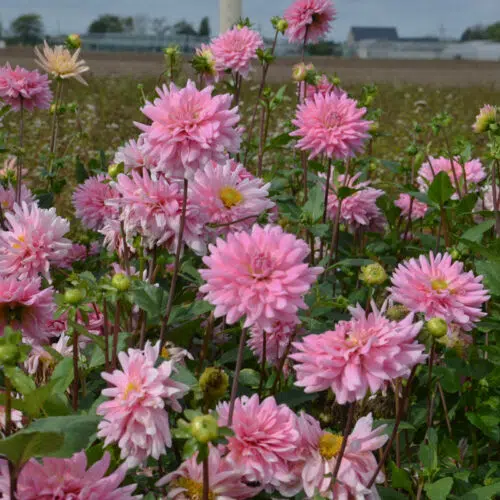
[276,19,288,34]
[64,288,85,305]
[426,318,448,338]
[0,344,20,366]
[190,415,219,444]
[406,144,418,156]
[66,34,81,50]
[332,76,341,86]
[386,305,410,321]
[108,163,124,180]
[199,367,229,402]
[164,45,181,57]
[111,273,131,292]
[360,263,387,286]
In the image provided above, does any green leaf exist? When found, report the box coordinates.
[75,158,89,184]
[172,365,198,388]
[461,220,495,243]
[266,132,292,150]
[390,462,412,492]
[182,438,198,459]
[466,411,500,441]
[27,415,100,458]
[419,442,438,472]
[302,184,324,222]
[51,357,74,393]
[4,366,36,395]
[456,193,478,216]
[377,487,408,500]
[476,260,500,296]
[132,281,168,322]
[424,477,453,500]
[337,186,357,200]
[336,258,375,267]
[428,171,454,206]
[89,332,130,369]
[461,481,500,499]
[275,388,316,408]
[238,368,260,388]
[0,431,64,468]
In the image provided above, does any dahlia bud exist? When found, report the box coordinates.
[164,45,181,57]
[406,144,418,156]
[426,318,448,338]
[190,415,219,444]
[108,163,124,180]
[369,121,379,134]
[66,34,81,50]
[333,295,349,311]
[449,248,461,260]
[332,76,341,86]
[276,19,288,34]
[111,273,131,292]
[386,305,410,321]
[192,48,216,77]
[199,367,229,402]
[64,288,85,305]
[292,62,312,82]
[360,263,387,286]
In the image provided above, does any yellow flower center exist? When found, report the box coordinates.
[1,201,8,208]
[431,279,448,291]
[173,478,214,500]
[123,381,140,399]
[161,346,170,359]
[12,234,25,249]
[319,432,344,460]
[219,186,243,209]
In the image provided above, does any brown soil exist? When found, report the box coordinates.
[2,47,500,87]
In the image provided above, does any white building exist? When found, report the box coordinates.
[441,41,500,61]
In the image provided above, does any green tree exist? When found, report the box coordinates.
[461,24,487,41]
[88,14,131,33]
[173,20,197,36]
[198,17,211,37]
[486,22,500,42]
[10,13,43,45]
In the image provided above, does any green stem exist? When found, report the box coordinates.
[228,328,247,427]
[15,99,24,205]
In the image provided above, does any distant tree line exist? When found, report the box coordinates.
[3,12,211,45]
[461,22,500,42]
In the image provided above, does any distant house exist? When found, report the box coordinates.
[347,27,399,46]
[441,41,500,61]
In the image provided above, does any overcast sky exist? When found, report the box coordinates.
[2,0,499,40]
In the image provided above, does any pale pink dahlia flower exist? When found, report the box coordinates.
[217,394,300,489]
[395,193,428,220]
[417,156,486,199]
[25,333,72,382]
[284,0,336,43]
[189,160,274,237]
[0,276,54,343]
[291,91,372,160]
[474,184,500,222]
[473,104,497,133]
[299,412,387,498]
[157,444,256,499]
[0,63,52,111]
[305,75,346,100]
[292,302,426,403]
[72,174,119,231]
[248,317,300,367]
[138,81,241,179]
[111,169,205,254]
[389,252,489,331]
[113,134,158,173]
[7,452,139,499]
[0,183,35,214]
[0,202,71,281]
[199,224,322,331]
[97,341,188,467]
[210,26,264,78]
[56,242,100,269]
[325,173,385,230]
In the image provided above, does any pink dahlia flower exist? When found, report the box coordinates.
[305,75,346,100]
[0,276,54,344]
[217,394,300,489]
[56,242,100,269]
[210,26,264,78]
[189,160,275,237]
[138,81,241,179]
[299,412,387,498]
[97,341,188,467]
[0,63,52,111]
[157,444,257,499]
[199,224,322,331]
[395,193,428,220]
[284,0,336,44]
[100,218,134,257]
[8,452,139,499]
[0,202,71,281]
[248,317,300,367]
[389,252,489,331]
[112,169,205,254]
[474,184,500,222]
[72,174,119,231]
[417,156,486,199]
[0,183,35,214]
[113,134,158,173]
[292,302,426,403]
[291,91,372,160]
[325,173,385,230]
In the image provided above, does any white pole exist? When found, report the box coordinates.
[219,0,243,34]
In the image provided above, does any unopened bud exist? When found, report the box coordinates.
[64,288,85,305]
[190,415,219,444]
[360,263,387,286]
[426,318,448,338]
[276,19,288,34]
[199,367,229,402]
[66,33,81,50]
[292,63,309,82]
[108,163,124,180]
[111,273,131,292]
[386,305,410,321]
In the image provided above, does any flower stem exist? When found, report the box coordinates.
[102,299,110,372]
[15,99,24,205]
[159,178,188,348]
[72,327,79,411]
[258,331,267,398]
[5,377,12,437]
[492,160,500,237]
[202,455,210,500]
[437,381,452,437]
[112,300,121,371]
[8,461,17,500]
[426,342,436,431]
[228,328,247,427]
[271,328,298,394]
[47,79,63,189]
[331,402,355,486]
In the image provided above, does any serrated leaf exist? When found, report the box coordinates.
[461,220,495,243]
[4,366,36,395]
[132,281,168,322]
[390,462,412,492]
[424,477,453,500]
[303,184,324,222]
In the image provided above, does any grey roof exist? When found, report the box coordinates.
[350,27,399,41]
